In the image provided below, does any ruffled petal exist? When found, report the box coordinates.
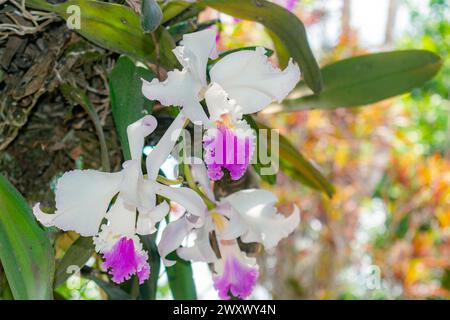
[174,29,218,86]
[102,236,150,284]
[136,201,170,235]
[213,241,258,300]
[92,195,137,254]
[33,170,122,236]
[158,216,195,266]
[210,47,301,114]
[222,189,300,249]
[146,113,186,181]
[126,115,157,161]
[203,122,255,181]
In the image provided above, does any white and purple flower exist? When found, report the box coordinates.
[142,29,300,181]
[159,161,300,299]
[33,114,206,284]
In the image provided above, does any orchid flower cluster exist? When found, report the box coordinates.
[32,29,301,299]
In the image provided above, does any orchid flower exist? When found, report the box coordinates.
[142,29,301,181]
[33,114,206,284]
[158,161,300,299]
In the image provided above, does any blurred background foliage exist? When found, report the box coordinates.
[0,0,448,300]
[251,0,449,299]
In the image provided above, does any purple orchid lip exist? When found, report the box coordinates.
[213,254,259,300]
[203,125,254,181]
[102,237,150,284]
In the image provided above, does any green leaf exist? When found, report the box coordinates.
[54,236,94,288]
[168,20,198,42]
[84,274,133,300]
[210,46,274,64]
[0,174,54,299]
[265,28,290,68]
[395,214,410,239]
[25,0,177,68]
[109,56,156,160]
[252,120,335,197]
[244,116,277,185]
[276,50,443,112]
[166,252,197,300]
[138,233,160,300]
[198,0,322,94]
[109,56,161,299]
[162,0,193,23]
[141,0,163,32]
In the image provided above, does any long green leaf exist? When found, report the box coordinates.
[25,0,177,68]
[166,252,197,300]
[138,232,160,300]
[109,56,156,160]
[84,274,133,300]
[274,50,443,112]
[199,0,322,94]
[109,56,161,299]
[0,174,54,299]
[253,120,335,197]
[162,0,193,23]
[54,237,94,288]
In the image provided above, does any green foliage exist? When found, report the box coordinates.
[276,50,443,112]
[26,0,177,67]
[166,252,197,300]
[0,175,54,299]
[109,56,163,299]
[84,274,133,300]
[109,56,156,161]
[248,117,335,197]
[54,237,94,288]
[161,0,193,24]
[198,0,323,94]
[396,0,450,154]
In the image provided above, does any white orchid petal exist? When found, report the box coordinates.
[222,189,300,248]
[158,216,194,266]
[190,159,215,200]
[119,159,157,213]
[151,181,207,219]
[118,159,142,205]
[32,203,55,227]
[177,217,217,263]
[177,29,218,85]
[218,208,248,240]
[204,83,242,122]
[145,112,186,180]
[210,47,301,114]
[35,170,122,236]
[181,99,211,125]
[136,201,170,235]
[126,115,157,161]
[224,189,278,215]
[141,71,209,124]
[104,195,137,236]
[142,69,200,106]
